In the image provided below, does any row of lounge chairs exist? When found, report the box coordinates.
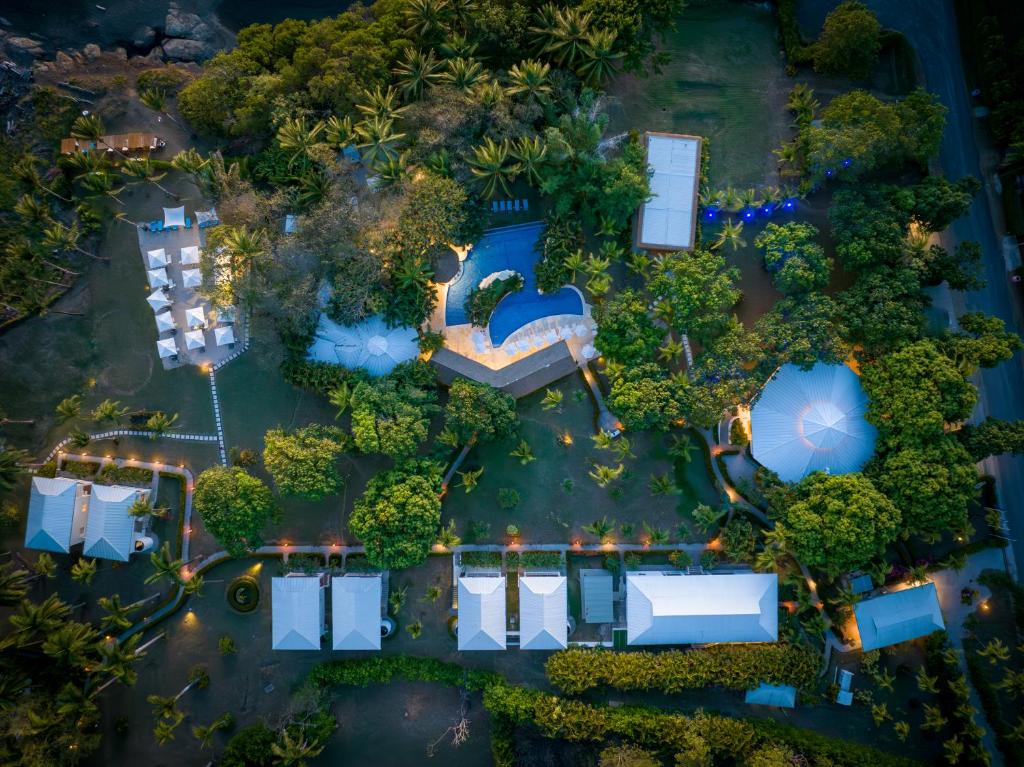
[491,199,529,213]
[145,218,192,232]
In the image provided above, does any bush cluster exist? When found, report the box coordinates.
[466,274,524,327]
[96,464,154,485]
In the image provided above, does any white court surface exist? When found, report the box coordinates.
[635,132,701,251]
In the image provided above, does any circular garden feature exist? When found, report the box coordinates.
[226,575,260,613]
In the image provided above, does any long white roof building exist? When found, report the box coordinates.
[458,576,506,651]
[519,575,567,650]
[272,576,326,651]
[626,572,778,645]
[331,575,382,651]
[635,132,702,251]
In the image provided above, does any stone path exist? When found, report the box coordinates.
[207,370,227,465]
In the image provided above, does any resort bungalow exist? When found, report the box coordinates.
[518,575,568,650]
[634,132,702,252]
[272,574,327,651]
[457,576,507,651]
[626,572,778,646]
[331,575,382,651]
[83,485,150,562]
[853,582,945,652]
[24,476,90,554]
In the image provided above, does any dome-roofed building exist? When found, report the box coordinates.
[750,362,877,483]
[307,314,419,377]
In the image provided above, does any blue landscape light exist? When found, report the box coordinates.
[842,158,852,167]
[825,169,833,178]
[743,210,754,220]
[784,200,795,210]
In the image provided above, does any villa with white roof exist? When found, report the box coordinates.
[24,476,91,554]
[83,485,150,562]
[853,582,945,652]
[457,575,507,651]
[331,575,383,651]
[272,575,327,651]
[518,575,568,650]
[626,572,778,645]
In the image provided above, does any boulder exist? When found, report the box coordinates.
[132,25,158,49]
[113,46,128,61]
[165,7,205,38]
[83,43,101,61]
[4,35,44,64]
[54,50,75,72]
[161,38,217,62]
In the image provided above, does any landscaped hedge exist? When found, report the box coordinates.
[467,274,524,327]
[774,0,814,70]
[36,461,57,478]
[520,551,562,569]
[545,645,819,695]
[280,357,368,396]
[461,551,503,568]
[97,464,153,485]
[62,459,99,478]
[308,657,501,691]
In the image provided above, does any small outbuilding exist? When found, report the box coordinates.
[331,575,382,651]
[519,575,568,650]
[745,682,797,708]
[457,576,507,651]
[272,575,327,651]
[854,583,945,652]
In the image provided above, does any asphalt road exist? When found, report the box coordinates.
[798,0,1024,575]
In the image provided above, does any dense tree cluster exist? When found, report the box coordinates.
[349,361,439,459]
[263,424,350,499]
[194,466,279,556]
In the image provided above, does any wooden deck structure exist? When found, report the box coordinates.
[60,133,165,156]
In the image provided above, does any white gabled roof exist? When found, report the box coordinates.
[24,476,80,553]
[519,575,567,650]
[626,572,778,646]
[751,362,878,483]
[84,484,143,562]
[854,583,944,652]
[272,577,324,650]
[458,576,506,651]
[331,575,381,651]
[637,133,701,250]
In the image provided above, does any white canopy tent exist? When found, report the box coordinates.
[750,362,878,483]
[181,269,202,288]
[147,268,169,289]
[180,245,200,265]
[185,307,206,328]
[156,338,178,359]
[214,325,236,347]
[626,572,778,645]
[306,314,419,377]
[146,290,171,312]
[146,248,168,269]
[154,311,176,333]
[271,576,325,650]
[457,576,506,651]
[519,576,568,650]
[163,206,186,229]
[331,575,382,651]
[184,329,206,351]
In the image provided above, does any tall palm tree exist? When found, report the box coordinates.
[659,338,683,363]
[146,542,185,586]
[192,713,234,748]
[0,564,29,606]
[577,29,622,86]
[711,219,746,251]
[467,137,519,198]
[183,575,205,597]
[55,394,83,424]
[33,551,57,580]
[43,621,99,668]
[356,85,408,121]
[581,515,616,541]
[70,558,98,584]
[97,594,139,632]
[13,154,71,202]
[528,3,561,55]
[146,411,179,438]
[14,194,53,228]
[91,398,130,425]
[56,682,98,726]
[153,711,186,745]
[505,59,552,103]
[276,117,327,166]
[42,221,105,261]
[272,728,326,766]
[511,136,547,187]
[120,157,177,198]
[96,634,146,687]
[9,594,71,644]
[393,48,443,101]
[543,8,593,69]
[355,116,405,166]
[171,148,209,179]
[70,114,105,143]
[403,0,451,39]
[440,57,490,93]
[588,463,624,488]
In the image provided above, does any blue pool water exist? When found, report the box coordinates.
[445,222,584,346]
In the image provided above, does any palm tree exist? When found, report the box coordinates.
[42,221,105,261]
[70,558,98,584]
[356,85,408,121]
[13,154,71,202]
[506,59,552,103]
[475,80,505,108]
[153,711,185,745]
[56,682,98,726]
[591,430,615,450]
[192,712,234,748]
[171,147,209,179]
[979,638,1011,664]
[457,467,483,493]
[145,542,185,586]
[355,116,405,166]
[659,339,684,363]
[711,219,746,251]
[588,463,624,488]
[507,136,547,189]
[577,29,622,86]
[541,388,563,410]
[436,519,461,548]
[441,57,490,93]
[643,522,670,544]
[611,436,634,462]
[0,564,29,606]
[43,621,99,668]
[324,115,355,150]
[668,433,695,463]
[120,157,177,198]
[91,398,129,425]
[183,575,205,597]
[467,137,519,199]
[916,666,940,695]
[510,439,536,465]
[55,394,82,424]
[146,411,179,438]
[691,503,726,535]
[0,447,26,492]
[393,48,443,101]
[649,473,677,496]
[541,7,593,68]
[14,194,53,228]
[96,633,146,687]
[98,594,139,631]
[739,187,761,211]
[582,515,616,542]
[564,249,587,280]
[70,113,104,143]
[271,728,326,766]
[921,703,947,732]
[373,153,408,190]
[627,251,651,278]
[403,0,451,39]
[33,551,57,579]
[276,117,327,166]
[10,594,71,644]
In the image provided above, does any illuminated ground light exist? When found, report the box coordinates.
[784,200,795,209]
[743,210,754,220]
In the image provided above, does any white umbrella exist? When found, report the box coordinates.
[214,325,236,346]
[574,323,588,338]
[163,206,186,228]
[181,269,202,288]
[154,311,176,333]
[156,338,178,359]
[581,344,597,360]
[146,289,170,312]
[516,339,531,353]
[147,268,169,288]
[545,329,559,344]
[558,326,573,340]
[184,329,206,350]
[146,248,168,268]
[185,307,206,328]
[504,344,517,357]
[180,245,200,265]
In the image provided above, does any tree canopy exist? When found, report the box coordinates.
[263,424,349,499]
[194,466,278,557]
[593,288,664,365]
[756,221,831,295]
[608,363,686,431]
[812,1,882,80]
[444,378,518,444]
[350,366,438,459]
[647,249,740,344]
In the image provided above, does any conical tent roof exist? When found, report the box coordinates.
[751,362,877,483]
[181,269,202,288]
[147,290,170,312]
[180,245,200,265]
[156,338,178,358]
[147,248,168,268]
[147,268,169,288]
[184,329,206,350]
[154,311,176,333]
[307,314,418,377]
[214,325,235,346]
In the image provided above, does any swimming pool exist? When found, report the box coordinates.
[445,222,584,346]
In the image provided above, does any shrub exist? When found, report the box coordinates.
[730,418,749,446]
[96,464,153,485]
[466,274,524,326]
[36,461,57,478]
[62,460,99,478]
[497,487,520,509]
[668,550,692,569]
[545,645,820,695]
[137,65,194,93]
[461,551,502,568]
[520,551,562,569]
